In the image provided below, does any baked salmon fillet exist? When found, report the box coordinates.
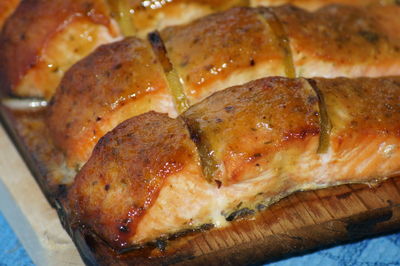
[0,1,393,99]
[47,37,176,169]
[107,0,248,37]
[47,4,400,168]
[251,0,389,11]
[0,0,120,99]
[67,76,400,249]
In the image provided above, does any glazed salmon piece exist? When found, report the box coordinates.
[47,4,400,170]
[68,77,400,248]
[0,0,120,99]
[107,0,387,38]
[67,112,214,249]
[161,7,287,105]
[108,0,248,37]
[182,77,320,185]
[273,4,400,78]
[47,38,176,169]
[310,77,400,184]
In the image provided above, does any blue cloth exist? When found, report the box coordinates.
[1,211,399,265]
[0,212,33,266]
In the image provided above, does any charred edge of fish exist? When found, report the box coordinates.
[117,224,214,254]
[182,117,220,183]
[307,79,332,153]
[148,31,189,113]
[226,208,255,222]
[256,7,296,78]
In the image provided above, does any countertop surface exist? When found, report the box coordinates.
[1,211,400,266]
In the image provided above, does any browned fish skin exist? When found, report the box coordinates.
[0,0,119,99]
[47,37,175,169]
[68,112,205,249]
[68,76,400,249]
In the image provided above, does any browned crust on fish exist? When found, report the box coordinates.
[273,4,400,74]
[67,112,200,249]
[182,77,320,184]
[0,0,116,98]
[47,37,173,168]
[161,7,286,103]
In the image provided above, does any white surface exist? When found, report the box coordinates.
[0,125,83,266]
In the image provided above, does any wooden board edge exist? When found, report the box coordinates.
[0,124,83,266]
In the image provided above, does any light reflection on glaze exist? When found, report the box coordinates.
[141,0,173,10]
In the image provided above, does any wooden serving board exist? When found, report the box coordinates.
[0,123,83,265]
[1,105,400,265]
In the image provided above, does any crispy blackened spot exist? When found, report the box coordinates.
[67,112,195,249]
[224,106,235,113]
[148,31,173,73]
[257,8,295,78]
[358,30,380,44]
[307,79,332,153]
[148,31,189,113]
[226,208,255,221]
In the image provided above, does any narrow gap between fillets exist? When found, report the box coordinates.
[148,31,189,114]
[256,7,296,79]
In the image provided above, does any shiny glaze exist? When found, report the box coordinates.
[0,0,119,98]
[47,38,175,168]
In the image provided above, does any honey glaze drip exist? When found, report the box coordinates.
[257,8,296,78]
